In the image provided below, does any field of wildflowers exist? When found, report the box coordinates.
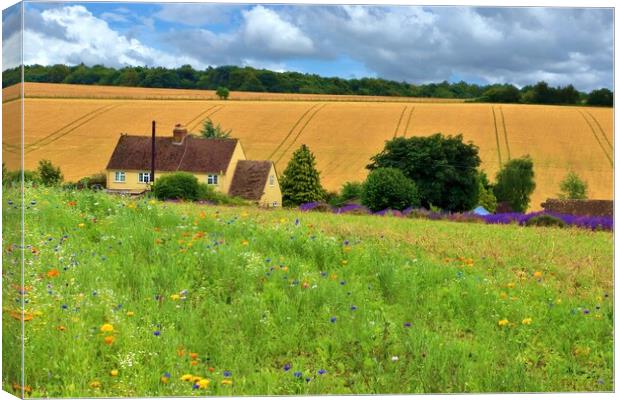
[2,186,613,397]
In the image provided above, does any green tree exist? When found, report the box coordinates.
[367,134,481,212]
[476,171,497,212]
[216,86,230,100]
[558,171,588,200]
[361,168,420,212]
[493,156,536,212]
[199,118,231,138]
[481,84,520,103]
[587,88,613,107]
[36,159,63,186]
[280,144,326,207]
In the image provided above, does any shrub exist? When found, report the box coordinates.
[493,156,536,212]
[37,159,63,186]
[558,172,588,200]
[333,181,364,206]
[361,167,420,212]
[197,183,246,205]
[199,118,231,138]
[77,172,107,190]
[4,169,40,186]
[152,172,199,201]
[525,215,566,228]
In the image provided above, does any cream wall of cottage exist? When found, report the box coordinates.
[106,170,220,191]
[258,164,282,207]
[221,142,247,194]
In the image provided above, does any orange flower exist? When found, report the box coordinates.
[302,281,310,289]
[177,348,186,357]
[104,336,115,345]
[533,271,543,279]
[191,360,199,366]
[47,268,60,278]
[208,367,215,373]
[57,325,66,331]
[189,352,199,360]
[67,201,77,207]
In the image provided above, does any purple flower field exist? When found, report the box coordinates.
[299,203,613,231]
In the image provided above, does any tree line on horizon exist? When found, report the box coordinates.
[1,63,613,106]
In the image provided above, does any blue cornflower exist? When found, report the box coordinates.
[30,200,36,205]
[350,305,357,311]
[330,317,337,323]
[164,372,171,378]
[305,377,311,382]
[404,322,412,328]
[265,258,271,263]
[294,371,302,378]
[318,369,327,375]
[153,330,161,336]
[61,304,68,309]
[192,383,200,389]
[583,309,590,315]
[320,271,327,277]
[223,371,232,377]
[340,281,346,286]
[283,363,291,371]
[295,218,300,225]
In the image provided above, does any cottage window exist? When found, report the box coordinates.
[207,174,218,185]
[114,171,125,183]
[138,172,151,183]
[272,201,278,207]
[269,175,275,187]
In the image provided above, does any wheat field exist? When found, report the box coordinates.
[2,83,613,209]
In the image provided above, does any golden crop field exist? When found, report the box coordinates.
[2,83,613,209]
[12,82,465,103]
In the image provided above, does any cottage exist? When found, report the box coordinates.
[105,123,282,207]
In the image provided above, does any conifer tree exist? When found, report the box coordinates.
[280,144,326,207]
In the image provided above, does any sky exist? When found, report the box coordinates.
[1,1,614,91]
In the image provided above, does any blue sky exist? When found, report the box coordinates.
[2,1,614,90]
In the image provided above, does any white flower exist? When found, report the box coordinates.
[391,356,399,362]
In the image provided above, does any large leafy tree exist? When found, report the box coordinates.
[493,156,536,212]
[280,144,326,207]
[367,134,481,212]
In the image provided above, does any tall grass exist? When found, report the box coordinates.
[2,186,613,397]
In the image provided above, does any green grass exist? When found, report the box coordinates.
[2,186,613,397]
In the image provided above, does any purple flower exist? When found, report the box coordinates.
[223,370,232,377]
[153,330,161,336]
[61,304,68,309]
[318,369,327,375]
[295,218,300,225]
[404,322,412,328]
[330,317,337,323]
[164,372,171,378]
[350,305,357,311]
[192,383,199,389]
[283,363,291,371]
[583,309,590,315]
[306,377,311,383]
[294,371,302,378]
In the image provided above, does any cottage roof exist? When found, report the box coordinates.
[228,160,273,201]
[106,134,238,173]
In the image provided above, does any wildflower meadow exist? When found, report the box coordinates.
[2,186,613,397]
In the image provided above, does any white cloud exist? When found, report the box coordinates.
[21,5,202,68]
[241,6,314,57]
[154,3,238,27]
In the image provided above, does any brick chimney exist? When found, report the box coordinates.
[172,123,188,144]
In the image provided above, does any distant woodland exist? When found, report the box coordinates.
[2,63,613,106]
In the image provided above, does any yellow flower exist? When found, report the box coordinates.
[198,379,211,389]
[192,376,202,383]
[499,292,508,299]
[341,260,348,266]
[241,240,249,246]
[181,374,194,382]
[78,223,85,228]
[100,323,114,333]
[89,381,101,389]
[343,246,352,253]
[221,379,233,385]
[498,319,509,327]
[170,294,181,301]
[149,199,156,205]
[110,370,119,377]
[522,318,533,325]
[506,282,515,289]
[533,271,543,279]
[126,311,134,317]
